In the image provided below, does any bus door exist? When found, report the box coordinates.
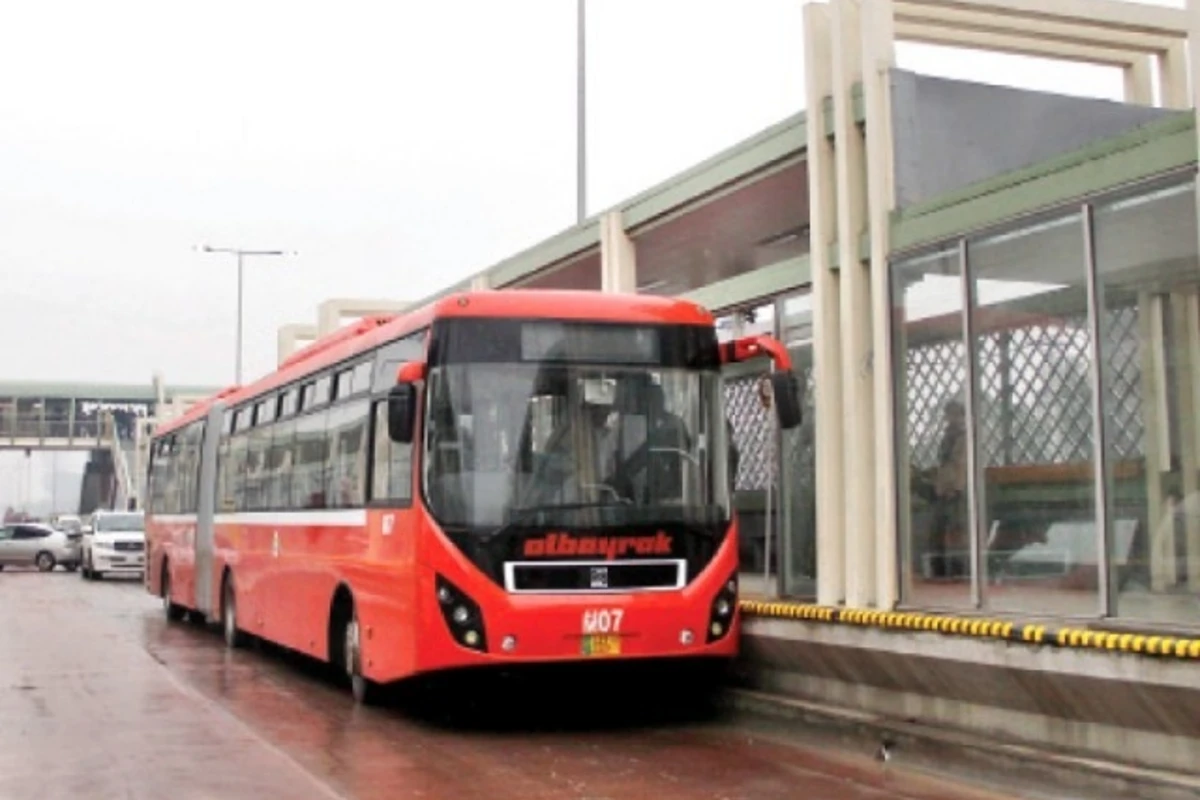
[194,403,224,619]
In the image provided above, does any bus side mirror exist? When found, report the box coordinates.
[770,370,804,430]
[387,383,417,443]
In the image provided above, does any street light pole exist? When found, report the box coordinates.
[236,251,244,385]
[577,0,587,224]
[196,245,293,385]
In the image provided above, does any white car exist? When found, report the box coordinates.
[81,510,146,580]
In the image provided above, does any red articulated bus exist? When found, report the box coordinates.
[144,290,801,703]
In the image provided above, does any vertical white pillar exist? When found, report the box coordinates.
[862,0,899,610]
[1160,40,1190,109]
[152,372,165,408]
[1141,294,1172,590]
[804,2,846,608]
[470,273,490,291]
[1189,0,1200,253]
[600,210,637,293]
[831,0,876,608]
[277,324,318,365]
[277,329,292,367]
[1122,54,1155,105]
[1176,293,1200,587]
[317,301,341,337]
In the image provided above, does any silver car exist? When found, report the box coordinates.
[0,523,80,571]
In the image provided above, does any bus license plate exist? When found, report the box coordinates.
[581,634,621,657]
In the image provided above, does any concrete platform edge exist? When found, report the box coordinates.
[740,599,1200,660]
[721,686,1200,800]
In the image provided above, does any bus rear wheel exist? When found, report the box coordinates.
[221,573,247,649]
[161,563,184,622]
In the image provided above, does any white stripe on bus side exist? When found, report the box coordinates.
[212,509,368,527]
[149,514,197,524]
[150,510,368,527]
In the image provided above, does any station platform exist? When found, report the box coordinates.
[736,598,1200,783]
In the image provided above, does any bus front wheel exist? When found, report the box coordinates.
[331,591,379,705]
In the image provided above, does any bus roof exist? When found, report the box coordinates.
[153,385,240,438]
[154,290,713,438]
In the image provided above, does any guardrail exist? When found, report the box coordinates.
[741,599,1200,660]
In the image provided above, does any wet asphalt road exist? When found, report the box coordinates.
[0,570,1032,800]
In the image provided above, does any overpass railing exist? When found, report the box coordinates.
[0,409,139,448]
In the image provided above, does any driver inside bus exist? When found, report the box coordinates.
[520,368,618,507]
[608,381,692,504]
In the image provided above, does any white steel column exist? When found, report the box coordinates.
[831,0,876,608]
[277,323,317,366]
[600,210,637,293]
[862,0,900,610]
[1176,293,1200,588]
[1123,55,1154,105]
[804,2,846,607]
[316,298,410,336]
[1142,294,1173,590]
[1160,40,1190,109]
[470,273,490,291]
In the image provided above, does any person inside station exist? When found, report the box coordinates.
[913,396,969,578]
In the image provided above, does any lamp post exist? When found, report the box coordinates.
[196,245,294,384]
[577,0,587,224]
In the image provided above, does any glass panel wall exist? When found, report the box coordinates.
[0,399,14,439]
[968,211,1100,616]
[893,172,1200,628]
[892,246,971,608]
[779,292,816,597]
[44,398,71,438]
[722,301,780,597]
[713,294,814,598]
[1094,180,1200,625]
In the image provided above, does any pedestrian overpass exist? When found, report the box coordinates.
[0,379,220,515]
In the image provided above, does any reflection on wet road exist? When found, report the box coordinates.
[0,572,1025,799]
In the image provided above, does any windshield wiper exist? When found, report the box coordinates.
[480,502,619,546]
[670,517,723,541]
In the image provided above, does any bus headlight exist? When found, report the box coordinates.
[707,572,738,643]
[435,575,488,652]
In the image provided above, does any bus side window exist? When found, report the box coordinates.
[327,399,369,508]
[371,401,412,505]
[291,408,329,510]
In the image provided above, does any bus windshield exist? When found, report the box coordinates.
[422,362,730,530]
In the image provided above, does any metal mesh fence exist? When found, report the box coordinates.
[724,361,815,492]
[725,374,773,491]
[723,304,1140,491]
[905,305,1142,469]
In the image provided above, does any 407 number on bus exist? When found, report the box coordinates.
[580,608,623,657]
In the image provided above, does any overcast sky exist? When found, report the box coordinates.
[0,0,1181,506]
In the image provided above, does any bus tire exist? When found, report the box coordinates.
[221,571,247,649]
[330,588,378,705]
[161,561,184,622]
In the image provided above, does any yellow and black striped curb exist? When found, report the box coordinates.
[739,599,1200,660]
